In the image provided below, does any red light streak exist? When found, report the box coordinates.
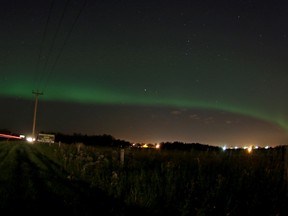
[0,133,22,139]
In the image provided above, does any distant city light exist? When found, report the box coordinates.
[216,144,274,151]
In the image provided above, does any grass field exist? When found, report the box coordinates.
[0,140,287,215]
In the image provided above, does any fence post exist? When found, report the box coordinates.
[120,148,125,166]
[77,143,80,152]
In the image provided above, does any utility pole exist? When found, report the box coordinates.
[32,90,43,141]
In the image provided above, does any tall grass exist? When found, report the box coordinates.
[34,142,288,215]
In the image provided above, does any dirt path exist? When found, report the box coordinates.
[0,142,122,215]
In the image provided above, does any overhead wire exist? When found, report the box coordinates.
[43,0,88,93]
[40,0,71,90]
[32,0,88,94]
[33,0,55,91]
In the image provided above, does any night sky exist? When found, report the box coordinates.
[1,0,288,147]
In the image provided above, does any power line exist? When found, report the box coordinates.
[42,0,88,92]
[40,0,71,89]
[33,0,55,91]
[33,0,88,92]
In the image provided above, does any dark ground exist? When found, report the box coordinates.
[0,142,139,216]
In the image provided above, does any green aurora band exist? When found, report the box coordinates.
[2,81,288,132]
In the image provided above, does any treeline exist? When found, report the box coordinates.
[160,141,221,151]
[0,128,12,134]
[44,132,221,151]
[1,128,225,151]
[52,132,131,148]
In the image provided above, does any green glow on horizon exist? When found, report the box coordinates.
[2,81,288,132]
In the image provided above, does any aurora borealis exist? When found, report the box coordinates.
[1,0,288,146]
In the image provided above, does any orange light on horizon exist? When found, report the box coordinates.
[247,146,253,153]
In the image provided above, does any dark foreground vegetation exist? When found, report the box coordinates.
[0,140,287,216]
